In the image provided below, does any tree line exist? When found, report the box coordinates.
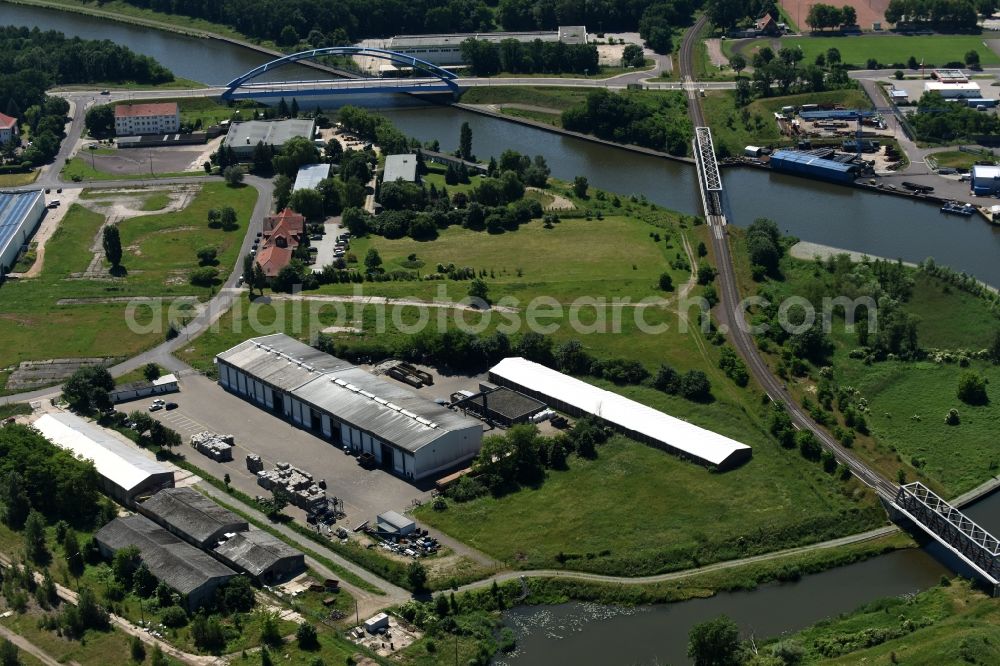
[562,89,692,156]
[805,3,858,30]
[117,0,701,45]
[460,38,599,76]
[885,0,983,29]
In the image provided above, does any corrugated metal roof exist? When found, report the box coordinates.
[973,165,1000,180]
[770,150,858,174]
[141,488,247,545]
[217,335,481,452]
[224,119,315,149]
[212,529,302,577]
[0,189,43,260]
[34,412,172,493]
[489,357,751,467]
[96,515,235,595]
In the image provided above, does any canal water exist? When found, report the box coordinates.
[5,4,1000,661]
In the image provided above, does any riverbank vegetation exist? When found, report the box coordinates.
[561,89,693,156]
[738,231,1000,497]
[744,578,1000,664]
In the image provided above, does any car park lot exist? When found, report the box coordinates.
[122,374,431,523]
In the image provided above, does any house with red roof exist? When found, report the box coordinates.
[0,113,18,145]
[256,208,305,277]
[114,103,180,136]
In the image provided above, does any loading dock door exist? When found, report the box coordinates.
[380,443,393,470]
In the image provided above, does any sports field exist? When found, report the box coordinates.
[779,35,1000,67]
[781,0,890,30]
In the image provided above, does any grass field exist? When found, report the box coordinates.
[0,170,40,187]
[927,149,997,170]
[703,88,872,156]
[416,425,884,576]
[752,255,1000,497]
[777,35,1000,67]
[763,580,1000,664]
[0,183,256,389]
[51,76,206,91]
[459,86,593,110]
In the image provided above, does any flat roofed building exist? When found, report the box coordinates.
[488,357,752,469]
[382,154,418,184]
[224,119,316,158]
[932,68,968,83]
[0,189,45,276]
[216,334,483,480]
[293,163,331,191]
[114,103,180,136]
[212,529,305,584]
[462,386,545,426]
[0,112,18,144]
[95,515,236,610]
[139,487,248,548]
[34,412,174,506]
[923,81,982,99]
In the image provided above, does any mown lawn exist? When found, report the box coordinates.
[927,149,997,170]
[780,35,1000,67]
[0,171,40,187]
[459,86,593,111]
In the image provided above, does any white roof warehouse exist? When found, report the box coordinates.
[488,357,752,469]
[216,334,483,481]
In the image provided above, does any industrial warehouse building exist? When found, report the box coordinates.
[224,119,316,159]
[34,412,174,506]
[0,189,45,276]
[216,334,483,480]
[212,529,305,584]
[360,26,587,68]
[923,81,981,99]
[139,488,305,584]
[972,165,1000,196]
[488,358,752,469]
[95,515,236,610]
[768,150,860,184]
[139,487,248,548]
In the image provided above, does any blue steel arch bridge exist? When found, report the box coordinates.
[221,47,461,100]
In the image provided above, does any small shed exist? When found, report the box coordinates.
[376,511,415,537]
[364,613,390,633]
[744,145,763,158]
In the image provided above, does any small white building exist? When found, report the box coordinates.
[744,145,763,158]
[364,613,390,633]
[923,81,982,99]
[377,510,416,536]
[114,102,181,136]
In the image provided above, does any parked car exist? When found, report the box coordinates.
[149,399,165,412]
[165,402,178,411]
[100,89,110,95]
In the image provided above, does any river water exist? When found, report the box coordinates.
[5,4,1000,661]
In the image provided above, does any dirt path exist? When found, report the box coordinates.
[0,623,63,666]
[267,293,521,314]
[704,39,729,69]
[525,186,574,210]
[11,189,80,278]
